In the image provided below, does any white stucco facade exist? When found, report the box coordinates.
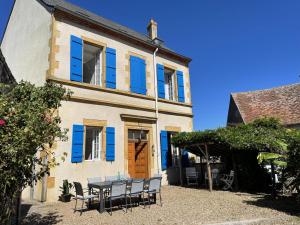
[1,0,51,85]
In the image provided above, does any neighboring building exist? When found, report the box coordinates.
[227,83,300,129]
[1,0,193,201]
[0,49,15,84]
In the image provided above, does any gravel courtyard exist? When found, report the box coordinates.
[21,186,300,225]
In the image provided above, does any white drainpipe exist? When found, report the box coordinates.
[153,48,160,174]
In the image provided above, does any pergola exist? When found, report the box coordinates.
[172,118,295,193]
[177,141,230,192]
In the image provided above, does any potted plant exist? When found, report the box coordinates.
[59,179,73,202]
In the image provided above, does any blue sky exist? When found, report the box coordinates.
[1,0,300,131]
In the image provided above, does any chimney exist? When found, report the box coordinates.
[147,19,158,40]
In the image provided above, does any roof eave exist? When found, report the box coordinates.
[53,6,192,64]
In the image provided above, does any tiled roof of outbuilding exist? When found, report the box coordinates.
[231,83,300,126]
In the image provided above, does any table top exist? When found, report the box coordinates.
[88,181,112,189]
[88,178,150,189]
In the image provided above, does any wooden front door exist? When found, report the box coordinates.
[128,140,149,179]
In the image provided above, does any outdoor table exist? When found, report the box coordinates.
[88,178,152,213]
[88,181,112,213]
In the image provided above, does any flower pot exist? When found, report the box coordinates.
[60,194,72,202]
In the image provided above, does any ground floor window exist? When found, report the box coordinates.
[85,126,102,160]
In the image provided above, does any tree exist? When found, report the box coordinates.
[285,130,300,196]
[172,118,300,196]
[0,81,71,224]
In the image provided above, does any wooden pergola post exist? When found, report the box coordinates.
[179,148,183,186]
[205,143,213,192]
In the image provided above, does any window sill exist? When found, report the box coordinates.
[84,159,101,162]
[47,76,193,108]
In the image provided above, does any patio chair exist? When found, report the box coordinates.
[185,167,199,186]
[205,168,220,186]
[220,170,234,191]
[73,182,98,215]
[87,177,102,195]
[105,180,128,215]
[127,179,145,211]
[144,176,162,207]
[105,176,119,181]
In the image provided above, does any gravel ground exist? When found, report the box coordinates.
[21,186,300,225]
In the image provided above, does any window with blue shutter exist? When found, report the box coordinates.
[106,48,116,89]
[176,70,185,103]
[157,64,165,98]
[106,127,115,161]
[130,56,146,95]
[70,35,83,82]
[71,124,84,163]
[160,130,168,170]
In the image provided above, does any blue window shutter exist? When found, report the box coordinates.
[130,56,146,95]
[106,127,115,161]
[160,130,168,170]
[176,70,185,102]
[106,47,116,89]
[139,58,147,95]
[70,35,83,82]
[130,56,139,94]
[71,124,84,163]
[157,64,165,98]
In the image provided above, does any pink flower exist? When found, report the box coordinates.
[0,119,6,126]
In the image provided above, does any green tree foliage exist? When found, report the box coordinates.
[286,130,300,193]
[172,118,300,194]
[0,81,71,224]
[172,118,295,153]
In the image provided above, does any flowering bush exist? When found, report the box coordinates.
[0,81,71,223]
[0,119,5,126]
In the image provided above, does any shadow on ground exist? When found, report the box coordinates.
[243,195,300,217]
[21,204,63,225]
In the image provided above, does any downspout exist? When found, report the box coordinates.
[153,48,160,174]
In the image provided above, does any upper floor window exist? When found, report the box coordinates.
[83,42,103,86]
[164,68,175,101]
[130,55,147,95]
[70,35,116,89]
[157,64,185,103]
[85,126,103,160]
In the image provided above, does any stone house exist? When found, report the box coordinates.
[1,0,193,201]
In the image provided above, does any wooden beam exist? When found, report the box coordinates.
[205,144,213,192]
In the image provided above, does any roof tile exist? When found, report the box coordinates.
[231,83,300,125]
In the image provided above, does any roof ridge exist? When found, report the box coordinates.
[231,82,300,96]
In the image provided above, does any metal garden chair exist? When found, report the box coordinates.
[144,176,162,207]
[127,179,145,210]
[220,170,234,190]
[185,167,199,186]
[87,177,102,195]
[73,182,98,215]
[105,180,128,215]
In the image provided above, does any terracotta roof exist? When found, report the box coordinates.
[231,83,300,126]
